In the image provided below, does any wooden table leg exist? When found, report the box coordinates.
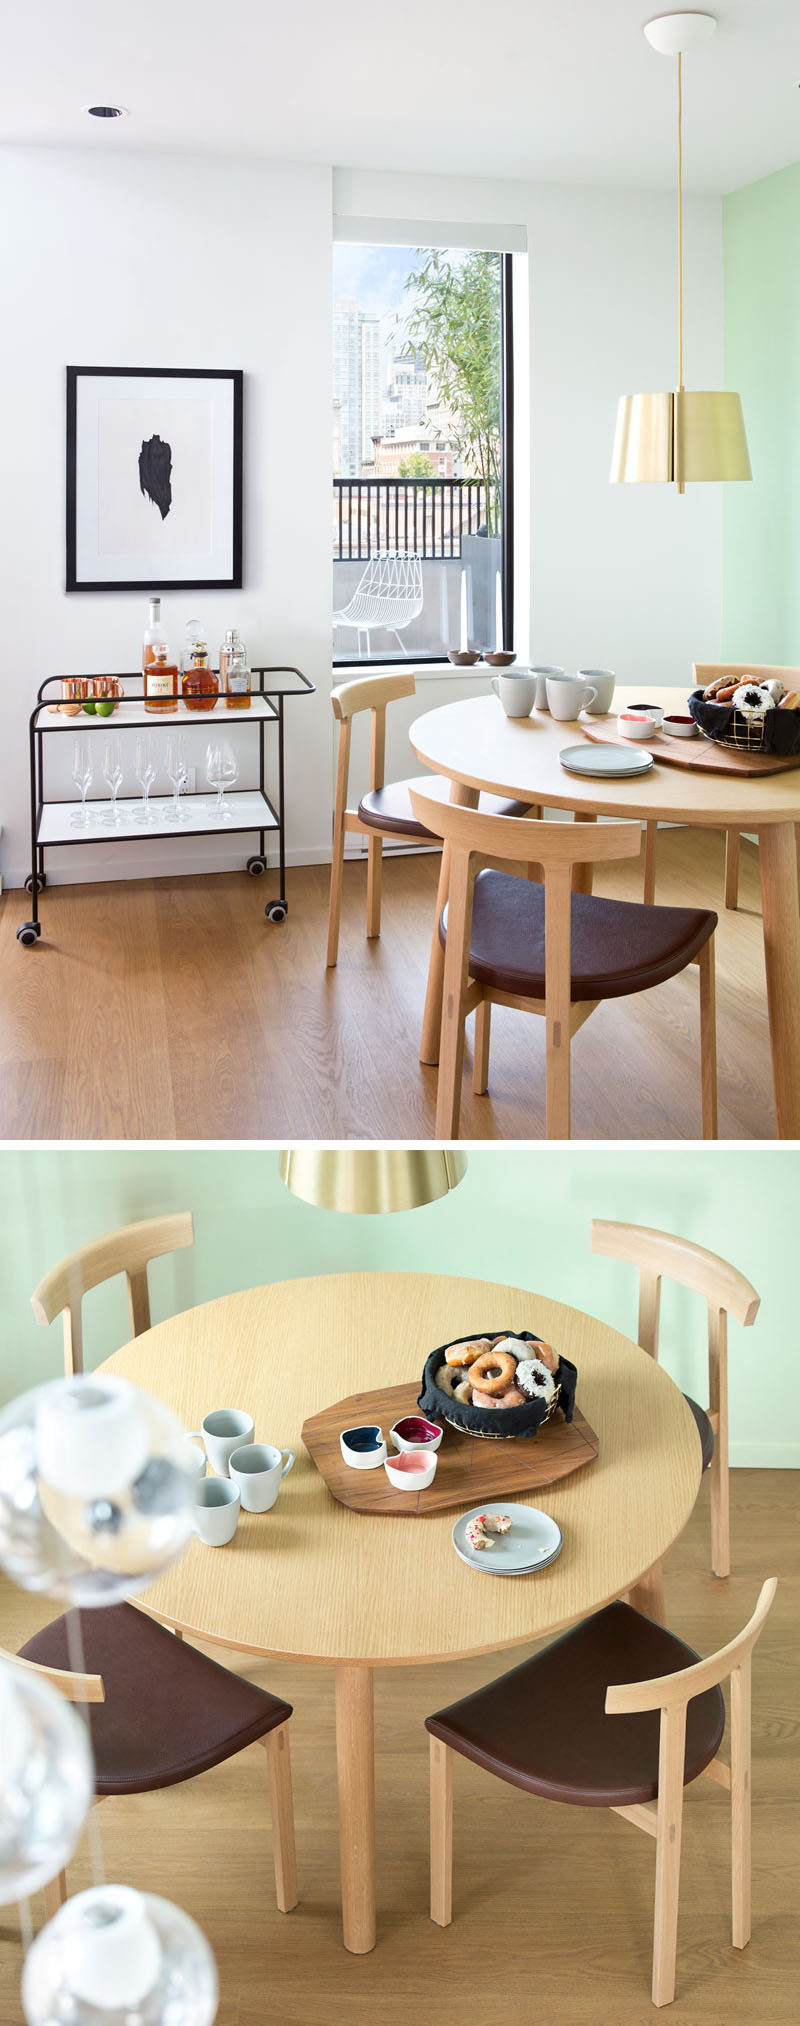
[335,1663,376,1954]
[759,825,800,1138]
[419,782,479,1066]
[628,1559,666,1624]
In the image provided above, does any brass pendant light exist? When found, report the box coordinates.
[278,1148,467,1214]
[610,11,751,491]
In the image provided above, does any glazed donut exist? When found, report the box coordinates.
[453,1379,473,1404]
[469,1348,518,1396]
[493,1386,527,1408]
[434,1363,458,1397]
[530,1340,559,1375]
[445,1339,489,1368]
[515,1358,556,1405]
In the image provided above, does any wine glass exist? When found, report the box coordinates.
[164,733,187,823]
[70,737,93,828]
[134,734,156,825]
[206,738,239,821]
[218,738,239,816]
[101,735,123,827]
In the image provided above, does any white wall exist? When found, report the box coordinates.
[0,150,724,890]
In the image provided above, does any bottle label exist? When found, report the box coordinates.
[228,674,248,693]
[147,671,172,698]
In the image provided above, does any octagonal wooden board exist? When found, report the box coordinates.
[301,1381,599,1516]
[582,718,800,776]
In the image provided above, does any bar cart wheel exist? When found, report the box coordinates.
[17,922,42,946]
[246,856,267,876]
[24,873,46,894]
[265,900,288,923]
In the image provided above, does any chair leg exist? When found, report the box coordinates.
[264,1723,298,1913]
[42,1870,67,1923]
[652,1704,686,2007]
[698,938,718,1140]
[366,835,383,940]
[643,821,657,905]
[730,1658,752,1949]
[327,719,352,969]
[429,1737,453,1928]
[545,1023,572,1139]
[473,998,491,1094]
[434,854,475,1141]
[724,829,740,910]
[709,1317,730,1580]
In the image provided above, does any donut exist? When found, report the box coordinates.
[434,1363,458,1397]
[732,683,775,717]
[453,1380,473,1404]
[469,1349,518,1396]
[515,1358,556,1405]
[479,1512,511,1535]
[465,1518,491,1550]
[530,1340,560,1375]
[494,1386,527,1408]
[445,1339,489,1368]
[779,691,800,711]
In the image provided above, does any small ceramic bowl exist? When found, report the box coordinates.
[482,650,516,669]
[663,714,700,739]
[447,648,480,667]
[384,1448,439,1491]
[629,701,663,729]
[618,711,655,742]
[340,1425,387,1471]
[390,1415,443,1454]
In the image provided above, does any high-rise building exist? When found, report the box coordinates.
[382,353,428,438]
[333,300,382,476]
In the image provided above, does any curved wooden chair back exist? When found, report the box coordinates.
[31,1211,195,1378]
[328,670,420,964]
[606,1577,776,2003]
[0,1642,104,1703]
[591,1220,759,1577]
[410,787,645,1139]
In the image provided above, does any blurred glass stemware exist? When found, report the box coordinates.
[70,738,93,828]
[206,739,239,821]
[101,735,124,828]
[134,734,156,826]
[165,733,187,823]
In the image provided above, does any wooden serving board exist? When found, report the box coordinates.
[301,1381,599,1516]
[582,717,800,777]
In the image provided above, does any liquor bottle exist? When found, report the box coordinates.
[219,628,245,694]
[224,642,251,710]
[142,596,167,672]
[181,621,219,713]
[144,641,179,714]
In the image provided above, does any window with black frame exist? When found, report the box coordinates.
[332,243,513,666]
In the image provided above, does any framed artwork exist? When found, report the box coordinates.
[66,366,243,592]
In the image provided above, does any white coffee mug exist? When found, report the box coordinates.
[181,1438,207,1479]
[192,1477,240,1546]
[188,1409,255,1478]
[545,674,598,720]
[530,664,565,709]
[229,1443,295,1514]
[491,670,537,718]
[578,668,615,716]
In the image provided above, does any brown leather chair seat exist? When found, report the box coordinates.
[359,777,531,840]
[440,868,717,1001]
[426,1602,725,1808]
[685,1393,715,1471]
[19,1604,292,1795]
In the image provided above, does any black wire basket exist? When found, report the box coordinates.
[688,687,800,758]
[418,1328,578,1441]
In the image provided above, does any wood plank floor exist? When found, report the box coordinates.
[1,1469,796,2025]
[0,829,779,1138]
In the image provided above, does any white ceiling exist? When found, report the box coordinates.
[3,0,799,194]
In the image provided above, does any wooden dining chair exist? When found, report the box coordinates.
[427,1578,776,2009]
[408,788,718,1141]
[642,661,800,910]
[8,1600,297,1921]
[31,1213,195,1378]
[326,671,533,966]
[590,1221,760,1578]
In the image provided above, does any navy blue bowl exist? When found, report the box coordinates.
[341,1424,383,1453]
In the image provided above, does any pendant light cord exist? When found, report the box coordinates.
[677,50,683,391]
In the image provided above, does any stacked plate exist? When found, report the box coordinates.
[558,743,654,779]
[452,1502,563,1576]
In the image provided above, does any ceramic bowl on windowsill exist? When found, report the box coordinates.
[482,651,516,668]
[447,648,481,667]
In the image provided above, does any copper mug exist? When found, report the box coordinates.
[90,676,123,700]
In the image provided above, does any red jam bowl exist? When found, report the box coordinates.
[390,1415,443,1453]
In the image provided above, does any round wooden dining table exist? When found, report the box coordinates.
[410,684,800,1136]
[100,1270,702,1955]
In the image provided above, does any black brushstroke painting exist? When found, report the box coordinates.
[139,433,172,520]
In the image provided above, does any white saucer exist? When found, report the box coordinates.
[559,743,654,779]
[452,1502,563,1576]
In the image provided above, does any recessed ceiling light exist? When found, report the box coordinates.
[84,104,129,119]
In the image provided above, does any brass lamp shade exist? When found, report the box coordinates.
[611,390,751,485]
[278,1148,468,1214]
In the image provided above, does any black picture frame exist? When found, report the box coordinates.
[66,366,243,592]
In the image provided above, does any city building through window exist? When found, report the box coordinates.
[333,242,513,665]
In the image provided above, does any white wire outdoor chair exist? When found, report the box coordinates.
[333,552,424,657]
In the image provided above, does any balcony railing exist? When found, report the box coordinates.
[333,478,490,562]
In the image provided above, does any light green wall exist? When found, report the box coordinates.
[723,160,800,663]
[0,1149,795,1466]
